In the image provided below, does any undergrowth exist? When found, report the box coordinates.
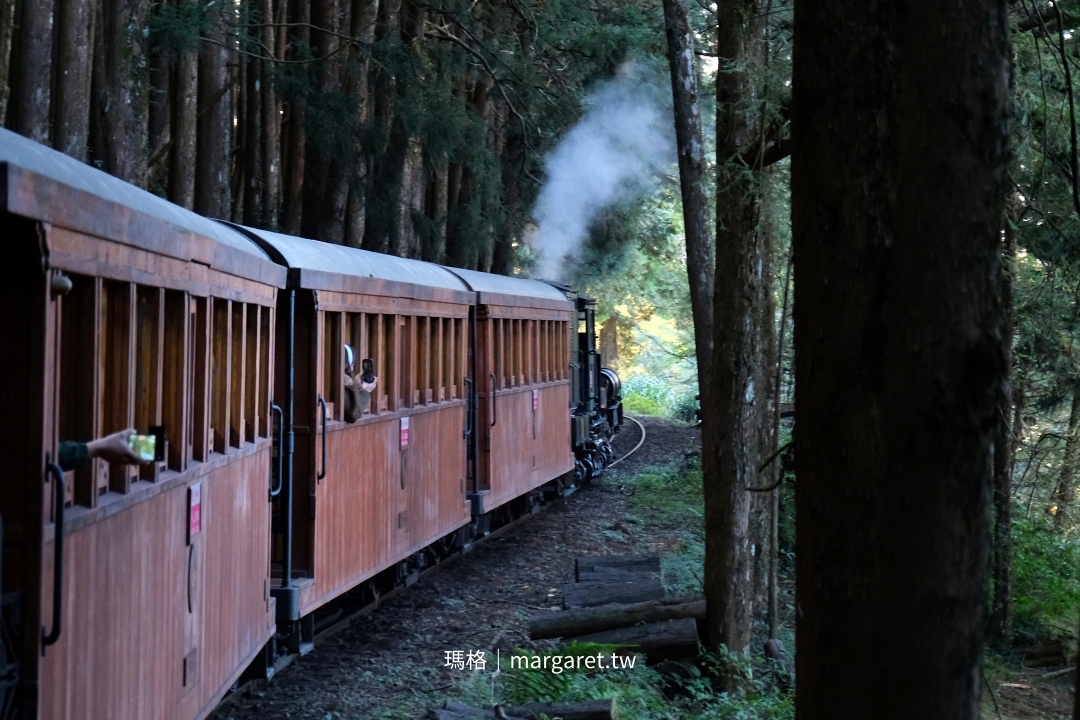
[447,463,793,719]
[1012,513,1080,644]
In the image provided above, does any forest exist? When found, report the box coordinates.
[3,0,1080,716]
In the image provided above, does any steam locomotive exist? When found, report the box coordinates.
[0,127,620,720]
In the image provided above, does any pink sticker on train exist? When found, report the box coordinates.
[401,416,410,449]
[189,482,202,541]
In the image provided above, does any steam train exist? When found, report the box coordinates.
[0,127,621,720]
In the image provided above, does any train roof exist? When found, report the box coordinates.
[232,225,474,304]
[443,267,574,311]
[0,128,284,286]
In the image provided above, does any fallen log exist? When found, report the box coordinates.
[562,577,664,609]
[530,598,705,640]
[575,554,660,581]
[566,618,699,661]
[576,567,659,583]
[442,699,616,720]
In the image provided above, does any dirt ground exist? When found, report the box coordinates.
[991,668,1076,719]
[211,416,701,720]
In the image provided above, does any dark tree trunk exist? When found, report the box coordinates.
[147,0,171,187]
[55,0,94,161]
[702,0,765,657]
[242,34,263,228]
[362,0,403,253]
[13,0,54,143]
[195,0,231,218]
[0,0,15,124]
[281,0,308,234]
[102,0,149,185]
[1052,388,1080,529]
[662,0,713,399]
[260,0,282,227]
[791,0,1010,716]
[990,207,1017,643]
[169,43,198,209]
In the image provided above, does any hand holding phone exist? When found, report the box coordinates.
[361,358,375,384]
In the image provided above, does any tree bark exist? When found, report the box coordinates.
[102,0,149,185]
[1052,388,1080,529]
[0,0,15,124]
[195,0,232,218]
[791,0,1010,716]
[260,0,282,227]
[13,0,54,143]
[169,42,198,209]
[55,0,94,161]
[281,0,308,234]
[662,0,713,401]
[702,0,766,658]
[529,598,706,640]
[990,205,1017,643]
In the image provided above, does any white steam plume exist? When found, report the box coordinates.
[530,64,675,280]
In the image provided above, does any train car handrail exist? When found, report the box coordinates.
[42,455,65,653]
[489,374,497,427]
[317,396,328,481]
[270,404,284,497]
[463,378,474,438]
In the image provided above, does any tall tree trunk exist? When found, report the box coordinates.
[195,0,231,218]
[792,0,1009,716]
[302,0,346,242]
[281,0,309,234]
[13,0,54,143]
[261,0,282,227]
[147,0,171,188]
[363,0,404,254]
[102,0,149,185]
[1052,388,1080,529]
[0,0,16,124]
[990,205,1017,643]
[55,0,94,161]
[169,42,198,209]
[702,0,764,657]
[242,36,263,227]
[662,0,713,401]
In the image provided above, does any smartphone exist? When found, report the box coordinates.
[361,358,375,384]
[128,433,156,463]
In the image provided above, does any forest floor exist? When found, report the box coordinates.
[210,416,704,720]
[986,663,1075,719]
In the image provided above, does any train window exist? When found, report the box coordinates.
[59,274,100,506]
[501,319,510,389]
[514,319,523,387]
[259,305,272,435]
[244,304,259,441]
[163,290,189,471]
[531,320,539,385]
[211,298,231,454]
[369,313,385,413]
[441,318,453,401]
[384,314,398,411]
[454,318,464,400]
[321,312,343,421]
[229,301,246,447]
[415,316,428,405]
[134,286,163,481]
[103,280,136,492]
[192,296,212,461]
[427,317,436,403]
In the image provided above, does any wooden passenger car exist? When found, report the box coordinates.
[235,229,474,623]
[0,129,286,719]
[445,269,576,512]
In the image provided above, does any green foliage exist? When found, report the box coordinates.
[623,392,661,416]
[147,0,208,54]
[1011,513,1080,641]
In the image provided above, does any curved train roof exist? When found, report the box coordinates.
[233,225,474,303]
[443,266,573,310]
[0,129,281,285]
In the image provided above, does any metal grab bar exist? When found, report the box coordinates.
[270,404,284,497]
[489,374,497,427]
[42,455,65,652]
[317,396,328,481]
[463,377,474,438]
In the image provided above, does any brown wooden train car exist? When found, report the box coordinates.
[0,128,286,719]
[444,269,576,513]
[234,229,475,628]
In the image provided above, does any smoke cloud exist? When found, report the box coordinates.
[530,64,675,280]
